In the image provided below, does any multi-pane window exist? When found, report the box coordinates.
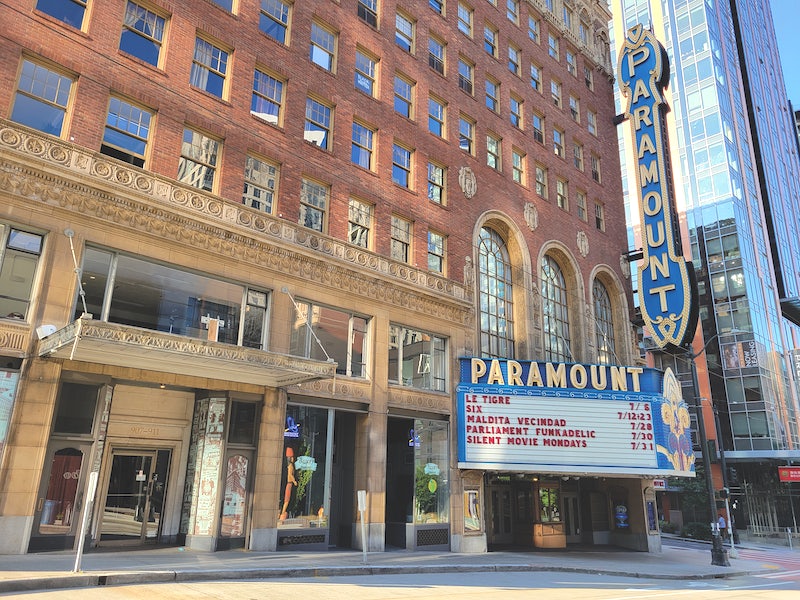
[357,0,378,28]
[428,96,446,137]
[394,74,414,118]
[508,44,521,76]
[388,325,446,391]
[510,94,523,128]
[486,134,501,170]
[177,128,220,192]
[535,164,547,198]
[212,0,233,11]
[593,279,617,365]
[348,198,373,248]
[430,0,444,14]
[310,21,336,71]
[458,57,474,94]
[553,128,565,158]
[478,227,515,358]
[304,97,332,149]
[569,95,580,122]
[391,216,412,263]
[512,148,525,184]
[566,50,577,76]
[556,178,568,210]
[591,153,601,182]
[427,162,446,204]
[580,20,590,45]
[11,58,73,137]
[506,0,519,23]
[587,110,598,135]
[484,24,498,57]
[355,49,378,96]
[584,65,594,90]
[548,33,559,60]
[396,12,415,52]
[576,190,587,221]
[290,301,368,377]
[251,68,284,125]
[458,3,473,36]
[299,178,329,232]
[528,14,540,42]
[530,63,542,91]
[541,255,572,362]
[36,0,86,29]
[427,231,446,274]
[532,112,544,144]
[550,79,562,107]
[392,143,413,188]
[351,121,375,170]
[595,201,605,231]
[79,247,269,349]
[428,36,445,75]
[120,1,165,67]
[485,78,500,112]
[243,155,278,213]
[562,5,573,29]
[260,0,290,44]
[459,115,475,154]
[0,225,43,321]
[190,36,228,98]
[101,96,153,168]
[573,141,584,170]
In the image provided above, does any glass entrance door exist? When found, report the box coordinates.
[99,449,170,544]
[487,484,514,545]
[563,491,581,544]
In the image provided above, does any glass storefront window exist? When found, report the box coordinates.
[279,405,329,528]
[39,447,83,533]
[220,454,249,537]
[413,419,449,524]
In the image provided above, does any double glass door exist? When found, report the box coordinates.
[99,449,170,544]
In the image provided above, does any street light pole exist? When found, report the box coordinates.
[686,342,730,566]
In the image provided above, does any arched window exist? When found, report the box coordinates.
[593,279,616,364]
[478,227,514,358]
[541,255,572,361]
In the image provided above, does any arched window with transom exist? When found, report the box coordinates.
[478,227,514,358]
[541,255,572,361]
[593,279,616,364]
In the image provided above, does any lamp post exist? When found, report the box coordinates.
[685,336,730,567]
[713,406,738,558]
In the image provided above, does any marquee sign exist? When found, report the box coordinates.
[619,25,697,349]
[457,358,695,478]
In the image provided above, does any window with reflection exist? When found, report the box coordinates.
[39,448,83,534]
[388,325,446,391]
[593,279,616,364]
[77,247,269,349]
[289,301,368,377]
[0,225,43,321]
[413,419,449,525]
[541,255,572,361]
[478,227,514,358]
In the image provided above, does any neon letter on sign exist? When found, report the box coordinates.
[618,25,696,349]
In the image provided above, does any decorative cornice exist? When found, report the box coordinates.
[388,388,452,415]
[0,321,29,357]
[0,121,471,323]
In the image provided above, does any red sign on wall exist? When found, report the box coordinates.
[778,466,800,482]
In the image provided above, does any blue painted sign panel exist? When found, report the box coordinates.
[619,25,697,349]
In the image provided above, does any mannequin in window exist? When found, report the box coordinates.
[279,447,297,521]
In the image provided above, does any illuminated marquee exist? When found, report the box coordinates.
[619,25,697,349]
[457,358,696,478]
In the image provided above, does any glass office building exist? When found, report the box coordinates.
[611,0,800,535]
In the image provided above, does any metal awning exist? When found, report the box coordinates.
[37,317,337,388]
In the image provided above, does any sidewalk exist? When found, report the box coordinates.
[0,540,789,595]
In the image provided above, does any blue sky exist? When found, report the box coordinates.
[772,0,800,107]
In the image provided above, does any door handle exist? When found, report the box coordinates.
[37,497,44,512]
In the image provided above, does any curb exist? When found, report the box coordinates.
[0,562,768,594]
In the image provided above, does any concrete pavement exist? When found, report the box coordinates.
[0,541,789,595]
